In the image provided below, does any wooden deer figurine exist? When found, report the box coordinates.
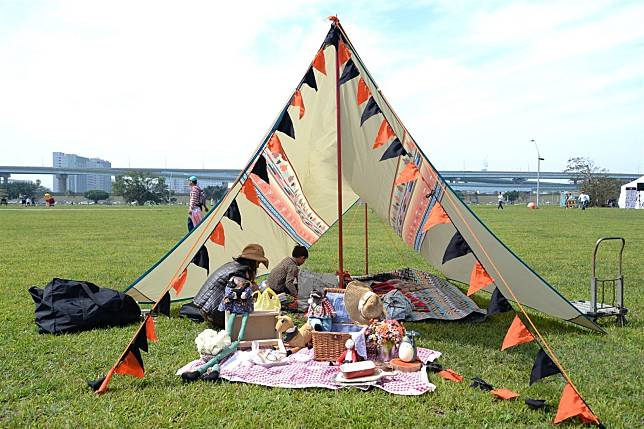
[274,315,312,353]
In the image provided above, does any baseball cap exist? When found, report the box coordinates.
[188,175,198,182]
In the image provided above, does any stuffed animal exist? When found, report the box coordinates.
[274,315,312,353]
[195,329,232,360]
[306,289,335,332]
[335,338,361,366]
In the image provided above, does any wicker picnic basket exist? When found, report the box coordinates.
[311,288,355,362]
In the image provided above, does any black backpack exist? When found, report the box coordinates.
[29,278,141,334]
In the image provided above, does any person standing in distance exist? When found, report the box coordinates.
[497,192,504,210]
[187,176,204,231]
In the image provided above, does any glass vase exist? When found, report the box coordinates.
[377,341,397,362]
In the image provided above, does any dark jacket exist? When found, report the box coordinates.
[193,261,250,317]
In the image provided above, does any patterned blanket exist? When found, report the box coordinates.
[177,347,441,396]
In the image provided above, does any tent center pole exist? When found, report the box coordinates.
[335,33,344,288]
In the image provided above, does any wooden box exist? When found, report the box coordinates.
[225,310,280,341]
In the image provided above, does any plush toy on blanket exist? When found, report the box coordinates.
[335,338,362,366]
[305,289,335,332]
[275,315,312,353]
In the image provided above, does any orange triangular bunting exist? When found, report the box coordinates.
[554,383,600,425]
[501,315,535,351]
[394,162,420,186]
[373,119,395,149]
[468,261,495,296]
[357,77,371,105]
[242,179,260,206]
[291,89,305,119]
[338,40,351,65]
[491,388,520,400]
[171,269,187,296]
[115,350,145,378]
[96,367,115,395]
[145,315,157,342]
[422,201,451,232]
[209,222,225,246]
[437,369,463,382]
[267,134,285,158]
[312,49,326,75]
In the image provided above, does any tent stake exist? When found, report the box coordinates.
[335,25,344,287]
[364,202,369,275]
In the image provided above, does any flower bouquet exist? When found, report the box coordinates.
[365,319,406,362]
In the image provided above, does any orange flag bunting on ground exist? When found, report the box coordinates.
[242,179,260,206]
[394,162,420,186]
[145,315,157,342]
[313,49,326,75]
[468,261,495,296]
[491,388,520,400]
[171,269,187,296]
[115,350,145,378]
[501,315,535,351]
[96,367,115,394]
[437,369,463,382]
[291,89,305,119]
[373,119,395,149]
[554,383,601,426]
[338,40,351,65]
[209,222,225,246]
[357,77,371,105]
[422,201,450,232]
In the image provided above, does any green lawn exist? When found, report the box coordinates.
[0,205,641,428]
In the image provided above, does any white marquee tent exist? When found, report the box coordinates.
[618,175,644,209]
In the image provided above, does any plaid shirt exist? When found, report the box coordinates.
[189,184,203,211]
[267,257,300,296]
[306,298,336,318]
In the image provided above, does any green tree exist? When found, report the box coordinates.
[84,190,109,204]
[505,190,520,203]
[7,180,50,199]
[203,185,228,204]
[115,172,169,205]
[564,158,624,206]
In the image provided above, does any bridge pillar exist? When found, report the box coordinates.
[55,174,68,194]
[0,173,9,185]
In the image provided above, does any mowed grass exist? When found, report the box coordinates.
[0,204,642,428]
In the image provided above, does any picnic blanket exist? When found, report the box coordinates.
[177,347,441,396]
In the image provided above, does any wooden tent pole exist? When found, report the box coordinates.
[364,202,369,275]
[335,26,344,287]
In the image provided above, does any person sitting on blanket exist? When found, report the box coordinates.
[266,245,308,298]
[193,244,269,328]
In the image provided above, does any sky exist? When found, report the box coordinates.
[1,0,643,188]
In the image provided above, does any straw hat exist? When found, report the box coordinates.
[344,281,384,325]
[237,244,269,268]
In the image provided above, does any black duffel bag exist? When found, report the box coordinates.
[29,278,141,334]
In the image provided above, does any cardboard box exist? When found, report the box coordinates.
[225,310,280,341]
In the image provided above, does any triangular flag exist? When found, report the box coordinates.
[394,162,420,186]
[157,291,170,316]
[302,67,318,91]
[491,388,520,400]
[356,77,371,105]
[437,369,463,382]
[526,399,548,410]
[468,261,495,296]
[338,58,359,85]
[338,39,351,65]
[267,134,285,159]
[360,97,382,126]
[290,89,305,119]
[115,348,145,378]
[530,348,561,385]
[442,231,472,264]
[554,383,601,426]
[224,199,242,229]
[501,315,535,351]
[380,138,407,161]
[373,119,395,149]
[470,377,494,391]
[95,367,115,394]
[145,315,157,342]
[312,49,326,75]
[251,155,269,184]
[191,245,209,273]
[209,222,225,246]
[487,287,513,317]
[170,269,187,296]
[323,25,339,47]
[242,179,260,206]
[423,201,450,232]
[133,325,148,353]
[276,110,295,139]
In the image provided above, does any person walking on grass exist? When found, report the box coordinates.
[187,176,204,232]
[497,192,504,210]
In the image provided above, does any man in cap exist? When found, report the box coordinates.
[187,175,203,231]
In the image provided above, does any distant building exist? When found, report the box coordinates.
[53,152,112,193]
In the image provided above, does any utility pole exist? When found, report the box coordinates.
[531,139,544,207]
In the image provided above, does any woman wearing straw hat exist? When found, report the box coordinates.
[193,244,269,328]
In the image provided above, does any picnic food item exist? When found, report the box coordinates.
[340,360,376,379]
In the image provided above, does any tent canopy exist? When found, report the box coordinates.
[124,22,600,332]
[618,175,644,209]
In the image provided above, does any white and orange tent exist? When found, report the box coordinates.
[123,19,600,333]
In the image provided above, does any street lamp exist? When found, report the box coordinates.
[531,139,544,207]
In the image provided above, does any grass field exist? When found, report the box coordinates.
[0,205,642,428]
